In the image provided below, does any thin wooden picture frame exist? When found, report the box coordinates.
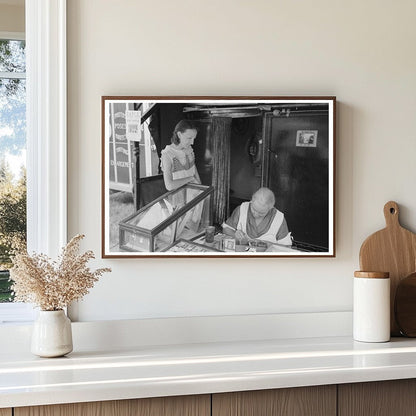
[102,96,336,258]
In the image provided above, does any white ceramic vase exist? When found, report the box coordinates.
[31,310,73,357]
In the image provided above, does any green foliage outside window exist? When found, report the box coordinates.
[0,162,26,302]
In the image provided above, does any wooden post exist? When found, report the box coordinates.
[134,142,140,211]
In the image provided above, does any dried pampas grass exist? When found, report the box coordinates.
[10,234,111,311]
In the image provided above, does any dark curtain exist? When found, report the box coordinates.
[211,117,232,225]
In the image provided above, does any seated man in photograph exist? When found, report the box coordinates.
[222,187,292,246]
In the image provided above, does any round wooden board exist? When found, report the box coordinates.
[395,272,416,337]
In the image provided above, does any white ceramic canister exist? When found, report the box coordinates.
[353,271,390,343]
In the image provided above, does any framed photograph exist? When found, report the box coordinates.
[102,96,336,257]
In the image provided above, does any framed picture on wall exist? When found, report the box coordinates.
[102,96,336,258]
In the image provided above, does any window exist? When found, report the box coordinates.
[0,0,67,323]
[0,33,34,323]
[0,35,26,306]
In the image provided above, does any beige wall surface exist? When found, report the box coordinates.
[0,4,24,34]
[67,0,416,321]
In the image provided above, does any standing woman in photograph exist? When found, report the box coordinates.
[160,120,201,192]
[160,120,204,234]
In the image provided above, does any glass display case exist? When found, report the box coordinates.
[119,184,214,252]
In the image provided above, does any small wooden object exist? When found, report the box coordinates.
[354,271,389,279]
[395,272,416,337]
[359,201,416,336]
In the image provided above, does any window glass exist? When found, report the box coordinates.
[0,39,26,73]
[0,39,27,303]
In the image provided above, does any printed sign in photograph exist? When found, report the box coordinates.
[296,130,318,147]
[108,102,134,193]
[102,97,336,258]
[126,110,141,142]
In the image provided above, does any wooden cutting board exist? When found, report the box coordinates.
[359,201,416,336]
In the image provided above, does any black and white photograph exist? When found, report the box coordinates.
[102,97,335,257]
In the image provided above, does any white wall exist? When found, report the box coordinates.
[67,0,416,322]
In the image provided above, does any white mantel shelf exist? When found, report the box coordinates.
[2,335,416,409]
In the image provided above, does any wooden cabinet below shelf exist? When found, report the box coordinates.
[212,385,337,416]
[338,379,416,416]
[10,379,416,416]
[14,395,210,416]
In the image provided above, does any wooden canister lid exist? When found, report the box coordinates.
[354,271,389,279]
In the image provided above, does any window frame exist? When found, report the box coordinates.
[0,0,67,323]
[26,0,67,257]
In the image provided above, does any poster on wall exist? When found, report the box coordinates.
[102,96,336,258]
